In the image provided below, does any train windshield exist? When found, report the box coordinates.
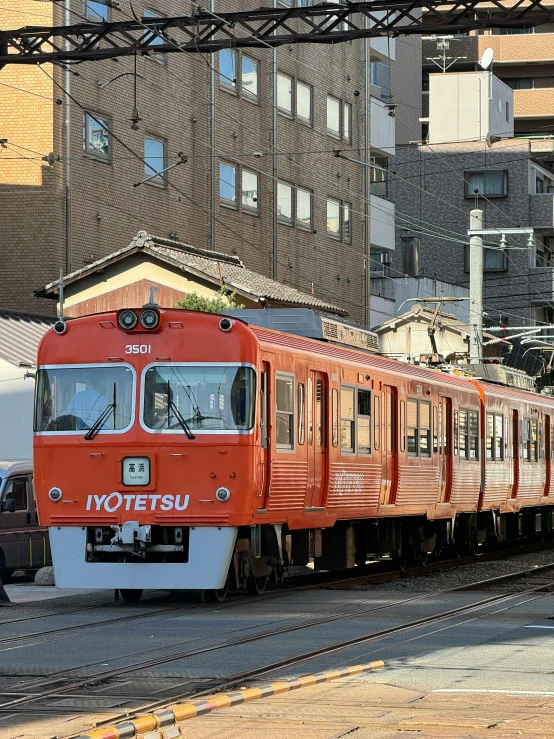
[34,365,135,433]
[143,364,256,432]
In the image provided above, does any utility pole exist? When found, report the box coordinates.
[469,208,484,364]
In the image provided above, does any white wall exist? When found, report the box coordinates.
[370,194,395,250]
[370,97,396,156]
[428,71,513,144]
[0,361,35,461]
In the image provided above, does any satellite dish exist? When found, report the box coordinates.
[480,47,494,70]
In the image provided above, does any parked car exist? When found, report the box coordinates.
[0,461,51,580]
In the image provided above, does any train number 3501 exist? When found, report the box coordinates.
[125,344,152,354]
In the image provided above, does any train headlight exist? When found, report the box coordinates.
[215,487,231,502]
[140,309,160,330]
[48,487,63,502]
[118,310,138,330]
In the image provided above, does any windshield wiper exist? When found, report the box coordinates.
[167,382,195,440]
[85,383,116,441]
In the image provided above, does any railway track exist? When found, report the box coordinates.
[2,558,553,728]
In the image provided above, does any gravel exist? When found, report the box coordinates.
[354,548,554,592]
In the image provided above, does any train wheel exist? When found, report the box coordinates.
[246,574,267,595]
[120,589,143,603]
[202,578,229,603]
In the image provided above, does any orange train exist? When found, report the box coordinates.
[34,307,554,600]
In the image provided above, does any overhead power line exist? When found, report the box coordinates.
[1,0,554,65]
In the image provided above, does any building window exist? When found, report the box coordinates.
[219,49,236,91]
[464,244,508,272]
[144,137,166,185]
[85,0,108,21]
[370,61,391,101]
[241,55,259,100]
[327,198,351,241]
[327,198,341,237]
[459,408,479,460]
[499,27,534,34]
[503,78,533,90]
[83,112,111,160]
[296,81,313,124]
[486,412,504,461]
[296,187,313,229]
[343,202,351,243]
[276,374,294,449]
[277,73,293,115]
[219,162,236,205]
[407,398,431,457]
[242,169,258,211]
[144,10,167,63]
[401,236,420,277]
[343,102,352,143]
[326,95,341,138]
[370,157,388,197]
[277,181,293,222]
[465,170,508,198]
[341,386,355,452]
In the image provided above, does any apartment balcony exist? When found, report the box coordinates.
[369,13,396,61]
[478,33,554,64]
[370,97,396,156]
[530,193,554,227]
[370,194,395,251]
[514,88,554,121]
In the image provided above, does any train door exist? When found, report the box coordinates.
[307,371,327,508]
[511,409,519,499]
[380,386,398,505]
[259,363,271,509]
[439,397,453,503]
[545,414,551,497]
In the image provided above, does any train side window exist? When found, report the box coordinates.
[298,383,305,445]
[374,394,380,451]
[459,408,468,459]
[454,410,459,455]
[357,389,371,454]
[486,413,504,461]
[531,419,538,462]
[419,401,431,457]
[407,398,418,456]
[340,386,355,453]
[275,373,295,449]
[316,380,324,447]
[522,418,530,461]
[260,370,268,449]
[400,400,406,453]
[469,410,479,460]
[433,406,439,454]
[332,388,339,447]
[307,377,313,446]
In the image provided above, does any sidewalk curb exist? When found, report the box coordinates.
[74,660,385,739]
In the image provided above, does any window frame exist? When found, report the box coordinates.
[342,202,352,244]
[296,80,313,125]
[486,411,505,461]
[343,102,352,143]
[326,197,341,239]
[357,388,372,455]
[219,48,237,93]
[84,0,109,22]
[277,72,293,116]
[326,94,342,138]
[144,9,168,65]
[406,397,432,458]
[241,54,259,102]
[296,187,313,230]
[277,180,294,224]
[298,382,306,446]
[219,161,237,207]
[464,170,508,198]
[340,385,356,454]
[459,407,479,461]
[332,388,339,448]
[144,135,167,187]
[83,111,111,162]
[241,168,259,214]
[275,372,295,451]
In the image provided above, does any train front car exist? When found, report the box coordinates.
[33,309,261,600]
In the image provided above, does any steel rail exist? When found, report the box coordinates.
[2,562,552,717]
[1,0,554,65]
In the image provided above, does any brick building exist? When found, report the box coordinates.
[0,1,410,325]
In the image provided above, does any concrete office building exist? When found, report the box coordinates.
[387,71,554,328]
[0,1,403,324]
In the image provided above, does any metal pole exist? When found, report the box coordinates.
[64,0,72,272]
[469,208,484,364]
[272,43,278,281]
[210,0,216,251]
[363,25,370,326]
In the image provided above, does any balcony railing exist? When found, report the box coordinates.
[370,97,395,156]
